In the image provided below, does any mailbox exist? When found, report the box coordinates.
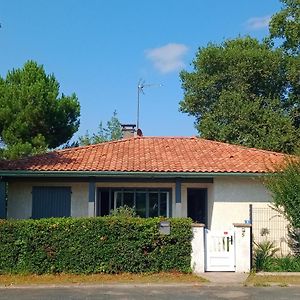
[159,221,170,235]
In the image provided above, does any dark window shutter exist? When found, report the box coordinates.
[32,186,71,219]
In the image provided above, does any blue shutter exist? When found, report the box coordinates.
[32,187,71,219]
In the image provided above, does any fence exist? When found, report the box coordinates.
[252,205,290,256]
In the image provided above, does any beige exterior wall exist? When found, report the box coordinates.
[7,181,89,219]
[180,176,272,229]
[7,176,272,227]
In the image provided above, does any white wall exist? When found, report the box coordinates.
[179,176,272,230]
[7,181,88,219]
[7,176,272,226]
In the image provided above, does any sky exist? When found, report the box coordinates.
[0,0,282,141]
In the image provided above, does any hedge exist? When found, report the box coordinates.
[0,217,192,274]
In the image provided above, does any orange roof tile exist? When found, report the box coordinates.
[0,137,288,174]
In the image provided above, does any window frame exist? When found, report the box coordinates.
[97,188,172,217]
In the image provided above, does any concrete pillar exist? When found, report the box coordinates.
[88,181,96,217]
[233,223,252,272]
[191,223,205,273]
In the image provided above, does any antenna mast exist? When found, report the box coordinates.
[137,79,162,130]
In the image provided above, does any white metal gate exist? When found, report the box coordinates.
[205,229,235,271]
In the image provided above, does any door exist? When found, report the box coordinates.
[97,189,112,216]
[205,229,235,271]
[187,188,207,224]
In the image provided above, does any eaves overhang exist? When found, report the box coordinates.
[0,170,269,179]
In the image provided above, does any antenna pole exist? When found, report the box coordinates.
[137,83,141,130]
[136,80,162,130]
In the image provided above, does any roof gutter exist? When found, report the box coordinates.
[0,170,268,178]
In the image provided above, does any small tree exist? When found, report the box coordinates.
[266,157,300,255]
[78,110,122,146]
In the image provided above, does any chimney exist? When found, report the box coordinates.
[121,124,136,139]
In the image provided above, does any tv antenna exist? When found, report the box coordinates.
[137,79,162,130]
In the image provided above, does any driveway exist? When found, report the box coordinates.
[1,284,300,300]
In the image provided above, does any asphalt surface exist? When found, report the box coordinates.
[1,285,300,300]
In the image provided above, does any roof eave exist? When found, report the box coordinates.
[0,170,269,178]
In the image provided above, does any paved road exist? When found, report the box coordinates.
[1,285,300,300]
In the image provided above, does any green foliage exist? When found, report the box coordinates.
[269,0,300,54]
[268,256,300,271]
[180,36,299,153]
[0,61,80,159]
[79,110,122,146]
[0,217,192,274]
[288,226,300,257]
[110,205,137,218]
[266,158,300,228]
[253,240,279,271]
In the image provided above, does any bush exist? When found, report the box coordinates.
[288,227,300,257]
[110,205,137,218]
[269,256,300,272]
[253,240,279,271]
[0,217,192,274]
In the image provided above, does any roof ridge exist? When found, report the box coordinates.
[57,136,141,153]
[57,136,288,157]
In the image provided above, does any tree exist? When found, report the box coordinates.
[0,61,80,159]
[266,158,300,228]
[269,0,300,130]
[78,110,122,146]
[266,157,300,255]
[179,37,299,153]
[269,0,300,54]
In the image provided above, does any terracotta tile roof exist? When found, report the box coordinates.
[0,137,288,174]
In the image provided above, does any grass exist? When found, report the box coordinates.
[0,272,208,286]
[246,273,300,287]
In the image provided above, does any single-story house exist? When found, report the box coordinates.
[0,136,286,231]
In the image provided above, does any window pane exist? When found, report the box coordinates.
[116,192,122,208]
[160,193,167,217]
[149,193,158,217]
[123,192,134,207]
[136,192,146,218]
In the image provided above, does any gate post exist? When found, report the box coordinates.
[191,223,205,273]
[233,223,252,272]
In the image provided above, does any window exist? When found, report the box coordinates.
[113,189,170,218]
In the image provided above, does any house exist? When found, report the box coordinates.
[0,135,286,231]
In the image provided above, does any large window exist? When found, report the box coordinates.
[97,188,171,217]
[114,190,169,217]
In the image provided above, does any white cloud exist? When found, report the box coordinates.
[245,15,271,30]
[145,43,188,74]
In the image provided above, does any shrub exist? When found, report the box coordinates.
[0,217,192,274]
[110,205,137,218]
[253,240,279,271]
[288,226,300,257]
[270,256,300,272]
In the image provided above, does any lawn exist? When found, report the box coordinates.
[0,272,207,286]
[246,273,300,286]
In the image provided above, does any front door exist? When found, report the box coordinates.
[187,188,207,224]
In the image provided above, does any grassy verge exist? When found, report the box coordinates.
[0,272,208,286]
[246,273,300,286]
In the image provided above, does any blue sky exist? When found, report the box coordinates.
[0,0,282,140]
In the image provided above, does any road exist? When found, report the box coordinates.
[0,285,300,300]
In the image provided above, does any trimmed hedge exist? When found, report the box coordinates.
[0,217,192,274]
